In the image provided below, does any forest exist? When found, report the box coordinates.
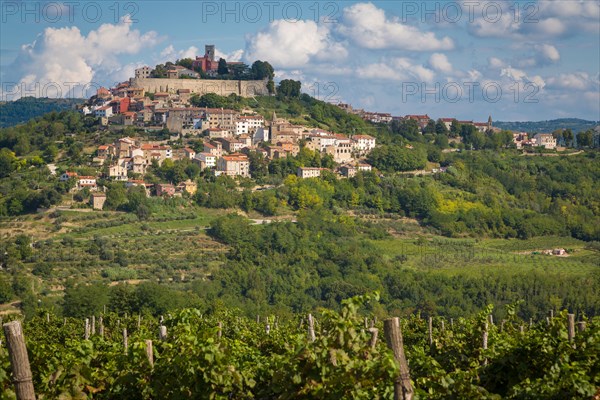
[0,97,84,128]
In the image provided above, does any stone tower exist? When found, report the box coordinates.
[488,115,493,130]
[205,45,215,62]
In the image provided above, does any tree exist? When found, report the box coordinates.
[248,151,268,181]
[218,58,229,75]
[450,120,462,137]
[390,119,421,141]
[43,144,59,163]
[577,130,593,147]
[0,276,13,303]
[0,148,18,178]
[251,61,274,80]
[423,119,436,135]
[176,58,194,70]
[191,93,229,109]
[277,80,302,99]
[434,134,449,149]
[367,145,427,172]
[563,129,574,147]
[63,284,110,317]
[435,119,450,135]
[105,183,128,210]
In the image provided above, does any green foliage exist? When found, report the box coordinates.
[217,58,229,75]
[63,283,110,317]
[1,296,598,399]
[277,80,302,99]
[0,97,84,128]
[368,145,427,172]
[494,118,599,135]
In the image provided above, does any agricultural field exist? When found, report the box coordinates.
[370,236,599,276]
[0,207,228,308]
[2,205,600,320]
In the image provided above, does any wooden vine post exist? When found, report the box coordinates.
[84,318,90,340]
[145,340,154,367]
[3,321,36,400]
[427,316,433,346]
[368,327,379,349]
[123,328,128,355]
[307,314,316,342]
[159,325,167,341]
[384,318,413,400]
[482,322,489,366]
[567,314,575,342]
[98,316,104,338]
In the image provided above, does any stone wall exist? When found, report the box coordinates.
[130,78,269,97]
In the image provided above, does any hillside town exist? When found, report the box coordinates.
[60,45,585,211]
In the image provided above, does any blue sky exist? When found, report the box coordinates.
[1,0,599,121]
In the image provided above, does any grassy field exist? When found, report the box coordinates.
[370,236,599,276]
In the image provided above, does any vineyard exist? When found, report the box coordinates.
[1,294,599,399]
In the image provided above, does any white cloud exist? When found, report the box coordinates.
[244,20,346,68]
[488,57,507,70]
[357,58,435,82]
[337,2,454,51]
[215,48,244,62]
[160,45,199,61]
[500,66,545,89]
[463,0,599,39]
[2,16,161,99]
[429,53,453,74]
[535,44,560,63]
[515,44,561,68]
[545,72,592,91]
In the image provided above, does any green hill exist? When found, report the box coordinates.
[494,118,599,133]
[0,97,84,128]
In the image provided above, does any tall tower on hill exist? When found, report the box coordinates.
[205,45,215,62]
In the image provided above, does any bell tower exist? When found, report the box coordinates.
[205,45,215,62]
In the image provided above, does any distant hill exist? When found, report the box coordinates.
[0,97,85,128]
[494,118,599,134]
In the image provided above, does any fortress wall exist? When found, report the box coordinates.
[131,78,268,97]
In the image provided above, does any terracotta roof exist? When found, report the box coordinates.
[141,144,170,150]
[222,153,248,161]
[354,134,375,140]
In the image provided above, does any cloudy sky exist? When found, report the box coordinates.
[1,0,599,121]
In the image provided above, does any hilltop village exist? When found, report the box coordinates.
[49,45,571,210]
